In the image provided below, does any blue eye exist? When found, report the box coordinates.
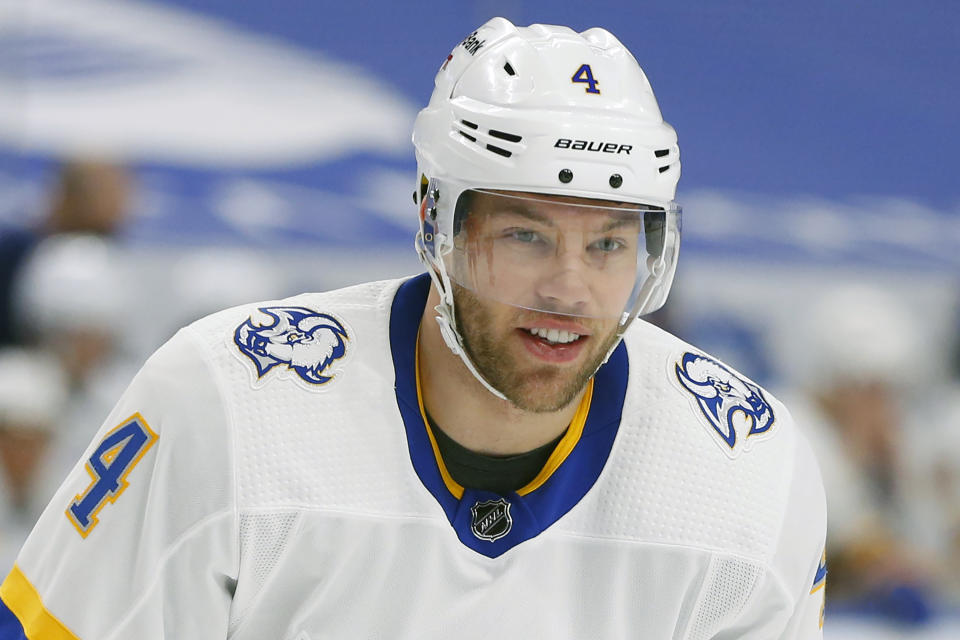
[590,237,625,253]
[508,229,540,243]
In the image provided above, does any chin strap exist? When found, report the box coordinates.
[417,231,509,402]
[432,301,509,401]
[599,254,667,367]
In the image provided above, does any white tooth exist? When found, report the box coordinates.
[527,327,580,344]
[528,328,580,344]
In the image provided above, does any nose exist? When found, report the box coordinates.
[533,249,592,315]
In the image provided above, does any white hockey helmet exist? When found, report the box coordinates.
[413,17,682,397]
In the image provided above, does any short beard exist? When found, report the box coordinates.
[452,284,619,413]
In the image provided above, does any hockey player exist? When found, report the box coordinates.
[0,18,826,639]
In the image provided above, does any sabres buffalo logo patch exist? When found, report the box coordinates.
[234,306,350,389]
[674,351,774,457]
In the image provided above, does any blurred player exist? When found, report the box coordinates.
[0,159,131,347]
[0,18,826,638]
[782,284,946,623]
[0,348,68,572]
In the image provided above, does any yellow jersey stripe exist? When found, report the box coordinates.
[415,333,465,499]
[517,379,592,496]
[414,333,593,499]
[0,565,80,640]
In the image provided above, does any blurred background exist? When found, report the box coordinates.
[0,1,958,636]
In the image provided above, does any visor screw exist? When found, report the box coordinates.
[609,174,623,188]
[429,188,440,202]
[558,169,573,184]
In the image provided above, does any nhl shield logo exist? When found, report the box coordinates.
[470,498,513,542]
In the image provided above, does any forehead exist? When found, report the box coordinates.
[467,189,644,222]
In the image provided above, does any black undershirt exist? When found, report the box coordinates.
[426,413,567,495]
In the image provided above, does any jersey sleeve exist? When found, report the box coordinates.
[773,428,828,639]
[730,421,828,639]
[0,327,238,640]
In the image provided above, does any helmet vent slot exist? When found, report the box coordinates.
[658,164,671,174]
[503,61,516,76]
[654,149,670,158]
[488,129,522,143]
[452,120,519,158]
[486,144,512,158]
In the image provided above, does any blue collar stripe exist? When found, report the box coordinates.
[389,274,460,520]
[390,273,628,557]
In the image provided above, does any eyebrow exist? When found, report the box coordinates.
[599,217,642,233]
[488,205,640,233]
[483,202,552,224]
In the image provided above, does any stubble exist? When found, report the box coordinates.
[452,284,619,413]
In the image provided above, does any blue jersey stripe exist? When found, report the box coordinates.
[0,566,79,640]
[810,551,828,593]
[0,597,29,640]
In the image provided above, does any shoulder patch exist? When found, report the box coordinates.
[672,351,775,457]
[233,306,351,390]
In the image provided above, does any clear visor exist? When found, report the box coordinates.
[446,189,680,321]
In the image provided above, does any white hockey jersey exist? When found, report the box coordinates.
[0,274,827,639]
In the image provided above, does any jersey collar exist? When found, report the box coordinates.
[390,273,629,558]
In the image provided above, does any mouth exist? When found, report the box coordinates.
[516,321,591,363]
[524,327,584,345]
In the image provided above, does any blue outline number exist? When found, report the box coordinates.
[66,413,158,538]
[572,63,600,94]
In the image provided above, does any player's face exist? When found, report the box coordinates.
[451,191,641,321]
[450,191,640,412]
